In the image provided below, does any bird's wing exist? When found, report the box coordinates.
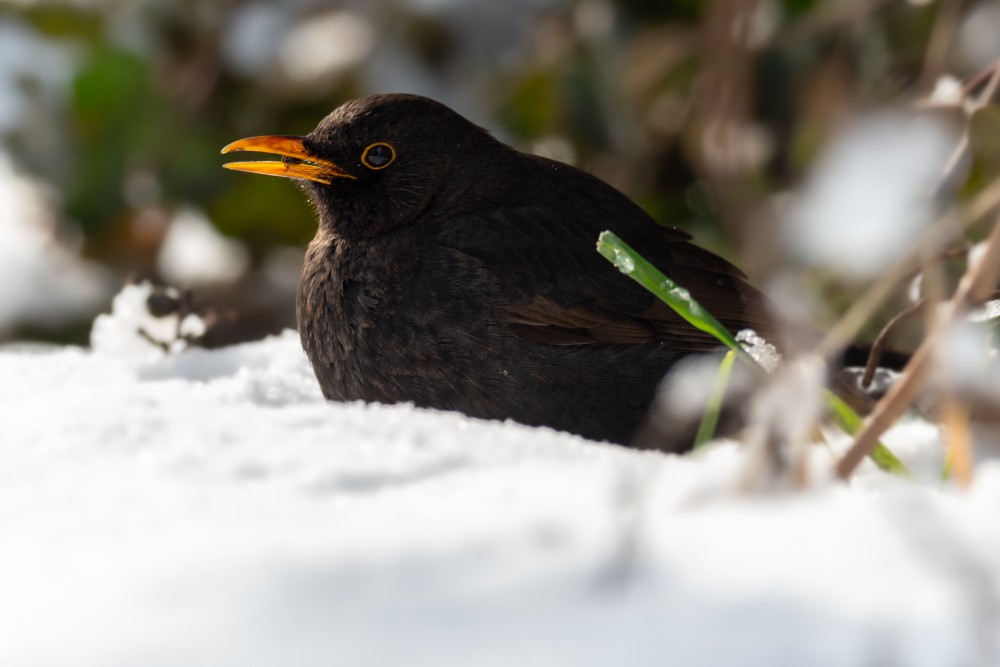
[437,201,774,352]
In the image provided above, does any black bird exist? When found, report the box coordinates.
[222,94,773,446]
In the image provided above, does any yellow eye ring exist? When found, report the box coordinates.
[361,142,396,170]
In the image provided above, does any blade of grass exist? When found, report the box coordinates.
[694,348,738,448]
[597,230,911,477]
[823,390,910,476]
[596,231,758,370]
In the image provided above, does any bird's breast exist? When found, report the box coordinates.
[296,236,392,401]
[294,229,517,412]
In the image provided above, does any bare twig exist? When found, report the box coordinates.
[861,298,925,388]
[823,54,1000,365]
[816,174,1000,362]
[975,57,1000,109]
[938,58,1000,191]
[919,0,961,93]
[835,212,1000,480]
[961,60,1000,98]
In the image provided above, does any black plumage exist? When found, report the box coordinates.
[222,94,773,446]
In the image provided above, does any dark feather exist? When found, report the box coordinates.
[231,94,777,447]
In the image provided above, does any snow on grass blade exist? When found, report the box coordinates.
[597,231,910,477]
[694,348,737,448]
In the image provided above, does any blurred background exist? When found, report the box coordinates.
[1,0,996,348]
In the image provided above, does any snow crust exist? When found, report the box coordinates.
[2,306,999,665]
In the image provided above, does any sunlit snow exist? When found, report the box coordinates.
[157,207,250,286]
[784,113,959,279]
[1,286,999,666]
[0,151,110,335]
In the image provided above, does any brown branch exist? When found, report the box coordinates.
[835,211,1000,480]
[919,0,961,93]
[857,246,971,387]
[815,174,1000,363]
[861,298,926,388]
[961,60,1000,98]
[973,57,1000,109]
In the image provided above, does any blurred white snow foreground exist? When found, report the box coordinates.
[0,289,996,667]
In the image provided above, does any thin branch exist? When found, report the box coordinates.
[815,174,1000,362]
[919,0,961,93]
[861,298,926,388]
[975,57,1000,110]
[938,58,1000,187]
[835,211,1000,480]
[961,60,1000,98]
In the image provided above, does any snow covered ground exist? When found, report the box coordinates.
[2,287,999,667]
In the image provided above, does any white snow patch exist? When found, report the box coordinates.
[1,296,999,665]
[221,2,287,76]
[0,151,110,335]
[157,207,250,286]
[0,19,76,133]
[925,75,965,108]
[737,328,782,373]
[783,113,958,279]
[934,321,1000,402]
[90,282,206,361]
[279,11,374,86]
[957,2,1000,71]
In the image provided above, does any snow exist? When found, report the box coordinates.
[0,19,75,133]
[1,289,1000,666]
[783,113,959,279]
[957,2,1000,71]
[0,151,110,335]
[221,3,287,77]
[278,11,374,86]
[156,207,250,286]
[90,282,207,360]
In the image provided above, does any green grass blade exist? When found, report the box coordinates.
[823,390,911,477]
[597,230,911,477]
[694,348,737,449]
[596,231,757,368]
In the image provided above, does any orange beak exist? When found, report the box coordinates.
[221,135,355,184]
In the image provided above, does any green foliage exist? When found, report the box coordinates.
[209,177,315,251]
[15,4,103,40]
[68,48,163,236]
[781,0,824,18]
[498,72,560,140]
[969,106,1000,184]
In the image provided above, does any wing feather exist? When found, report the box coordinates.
[436,155,775,353]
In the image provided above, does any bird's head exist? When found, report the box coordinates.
[222,94,500,239]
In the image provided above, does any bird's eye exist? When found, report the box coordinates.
[361,142,396,170]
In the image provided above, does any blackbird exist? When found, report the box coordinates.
[222,94,773,446]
